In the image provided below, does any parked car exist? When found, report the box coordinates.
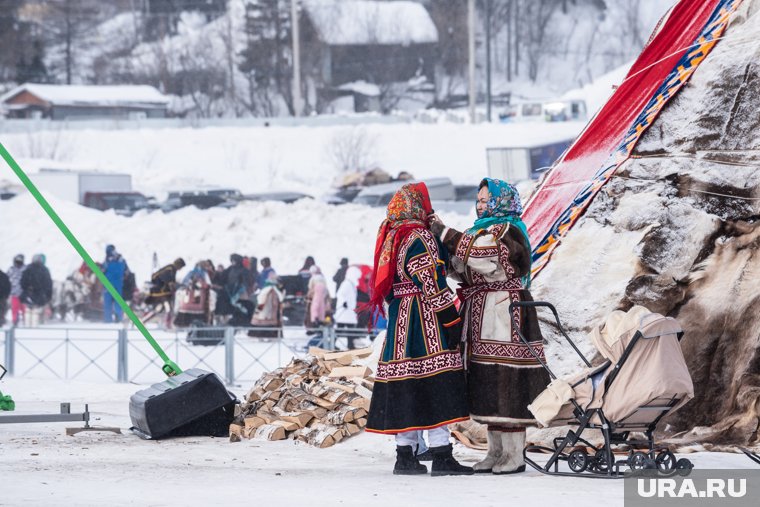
[454,185,478,202]
[499,99,587,123]
[161,188,243,211]
[83,191,159,216]
[352,177,456,208]
[243,191,312,204]
[322,186,363,205]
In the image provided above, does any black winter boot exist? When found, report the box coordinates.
[394,445,428,475]
[415,448,434,461]
[430,444,475,476]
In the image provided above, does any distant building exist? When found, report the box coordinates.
[0,83,170,120]
[300,0,439,111]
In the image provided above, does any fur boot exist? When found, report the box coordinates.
[393,445,428,475]
[473,430,504,473]
[492,430,526,475]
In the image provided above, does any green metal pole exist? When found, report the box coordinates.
[0,142,181,377]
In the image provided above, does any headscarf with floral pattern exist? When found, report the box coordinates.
[367,182,432,317]
[468,177,532,288]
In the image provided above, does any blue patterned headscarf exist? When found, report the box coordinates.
[467,178,532,288]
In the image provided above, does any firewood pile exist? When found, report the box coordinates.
[229,347,375,448]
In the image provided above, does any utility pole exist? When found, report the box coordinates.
[291,0,302,117]
[515,0,520,77]
[468,0,476,123]
[486,0,492,122]
[506,0,512,82]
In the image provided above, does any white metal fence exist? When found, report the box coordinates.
[1,325,375,386]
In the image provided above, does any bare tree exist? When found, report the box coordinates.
[176,28,228,118]
[45,0,102,84]
[429,0,469,102]
[325,127,379,174]
[619,0,644,58]
[523,0,562,82]
[238,0,295,116]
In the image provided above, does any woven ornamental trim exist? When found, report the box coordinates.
[376,351,464,381]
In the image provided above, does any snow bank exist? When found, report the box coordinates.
[0,192,475,293]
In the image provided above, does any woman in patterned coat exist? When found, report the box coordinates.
[365,182,473,477]
[430,178,550,474]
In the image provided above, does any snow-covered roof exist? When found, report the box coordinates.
[0,83,170,107]
[337,80,381,96]
[303,0,438,46]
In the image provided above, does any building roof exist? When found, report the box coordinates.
[303,0,438,46]
[0,83,170,107]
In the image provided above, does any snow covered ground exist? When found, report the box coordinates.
[0,377,753,507]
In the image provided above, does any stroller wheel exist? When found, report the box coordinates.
[655,450,677,471]
[628,451,651,470]
[568,450,589,473]
[592,450,609,473]
[675,458,694,476]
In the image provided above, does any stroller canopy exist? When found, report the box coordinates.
[530,306,694,428]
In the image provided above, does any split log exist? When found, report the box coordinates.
[229,423,245,441]
[243,415,267,431]
[324,347,373,361]
[272,419,300,432]
[328,366,371,379]
[308,347,330,358]
[352,383,373,400]
[261,376,285,391]
[272,409,314,428]
[254,424,287,441]
[344,423,361,436]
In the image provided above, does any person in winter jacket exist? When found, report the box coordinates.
[429,177,549,474]
[332,257,349,292]
[20,253,53,327]
[174,260,215,327]
[250,271,284,337]
[247,256,259,294]
[7,254,26,326]
[0,268,10,326]
[102,244,128,323]
[220,254,253,318]
[143,258,185,328]
[298,256,315,278]
[256,257,276,288]
[363,182,471,477]
[305,265,331,327]
[334,265,361,349]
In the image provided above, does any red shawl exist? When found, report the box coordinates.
[365,182,432,319]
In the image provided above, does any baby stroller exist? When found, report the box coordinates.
[510,302,695,478]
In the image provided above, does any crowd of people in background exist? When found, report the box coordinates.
[0,250,378,341]
[0,253,53,328]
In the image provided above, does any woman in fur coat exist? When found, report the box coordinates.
[430,178,550,474]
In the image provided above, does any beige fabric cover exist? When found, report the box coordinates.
[529,306,694,428]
